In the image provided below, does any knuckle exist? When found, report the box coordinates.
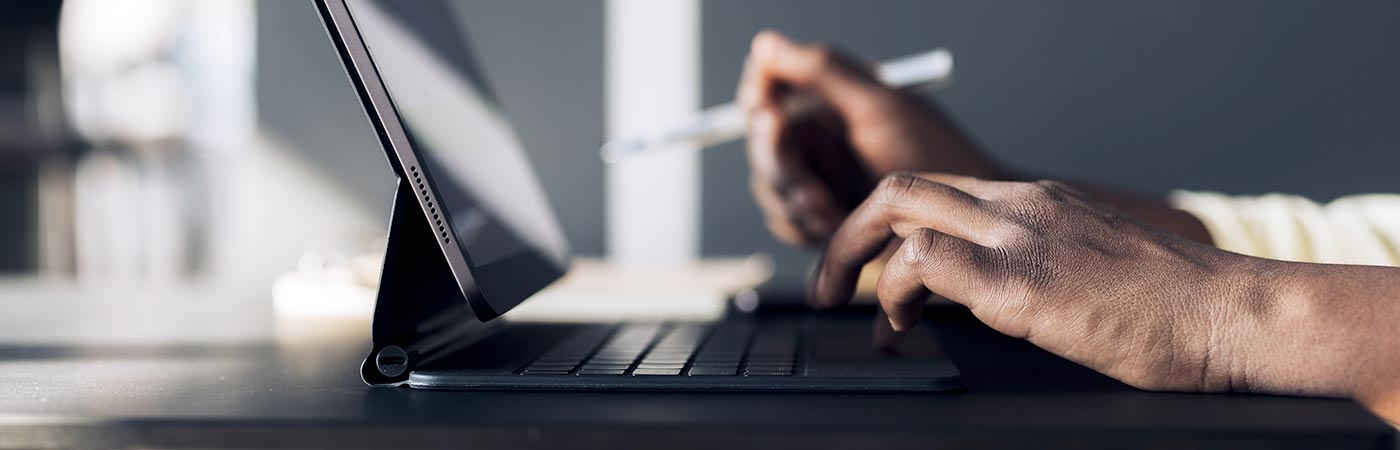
[875,172,921,205]
[751,31,773,51]
[1005,184,1048,209]
[1030,179,1084,200]
[1006,181,1071,224]
[808,44,838,70]
[965,244,1008,277]
[1031,179,1065,196]
[903,228,1001,277]
[901,228,942,266]
[983,221,1031,249]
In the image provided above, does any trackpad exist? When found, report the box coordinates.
[804,319,953,378]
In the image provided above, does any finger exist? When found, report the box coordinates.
[876,238,929,331]
[745,105,845,239]
[736,53,766,112]
[810,174,1004,309]
[787,183,843,239]
[749,30,890,119]
[744,106,790,189]
[914,173,1018,200]
[871,309,905,349]
[745,108,826,243]
[877,228,1005,329]
[751,175,812,246]
[869,173,1004,244]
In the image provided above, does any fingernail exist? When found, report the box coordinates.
[806,252,826,306]
[888,315,907,332]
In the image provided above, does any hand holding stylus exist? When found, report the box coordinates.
[601,45,953,164]
[737,31,1007,246]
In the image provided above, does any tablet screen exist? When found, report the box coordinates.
[346,0,571,316]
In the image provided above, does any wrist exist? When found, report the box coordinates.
[1204,257,1325,395]
[1199,255,1277,393]
[1222,260,1396,400]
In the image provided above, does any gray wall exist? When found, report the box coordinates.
[701,0,1400,277]
[257,0,392,219]
[257,0,605,254]
[258,1,1400,277]
[0,162,34,271]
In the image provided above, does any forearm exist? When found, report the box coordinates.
[1229,260,1400,423]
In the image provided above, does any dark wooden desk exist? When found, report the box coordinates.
[0,289,1392,449]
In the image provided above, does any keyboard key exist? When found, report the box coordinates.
[744,370,793,376]
[746,361,794,368]
[632,368,682,376]
[594,352,644,358]
[588,354,639,360]
[640,358,688,364]
[688,367,737,376]
[592,352,642,359]
[749,323,798,359]
[522,320,805,380]
[693,358,742,365]
[690,361,739,368]
[535,359,583,366]
[580,364,632,370]
[521,369,572,375]
[576,369,627,376]
[643,351,693,358]
[538,354,587,361]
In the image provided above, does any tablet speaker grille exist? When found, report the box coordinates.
[409,165,451,244]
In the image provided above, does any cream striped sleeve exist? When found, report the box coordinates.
[1169,191,1400,266]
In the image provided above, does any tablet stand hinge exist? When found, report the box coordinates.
[360,179,480,386]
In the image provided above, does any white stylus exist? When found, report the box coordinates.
[600,48,954,164]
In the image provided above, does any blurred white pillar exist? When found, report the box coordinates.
[604,0,700,267]
[59,0,256,287]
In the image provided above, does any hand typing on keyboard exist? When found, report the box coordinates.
[807,172,1400,423]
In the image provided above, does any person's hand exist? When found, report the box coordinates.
[810,171,1279,392]
[738,31,1004,246]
